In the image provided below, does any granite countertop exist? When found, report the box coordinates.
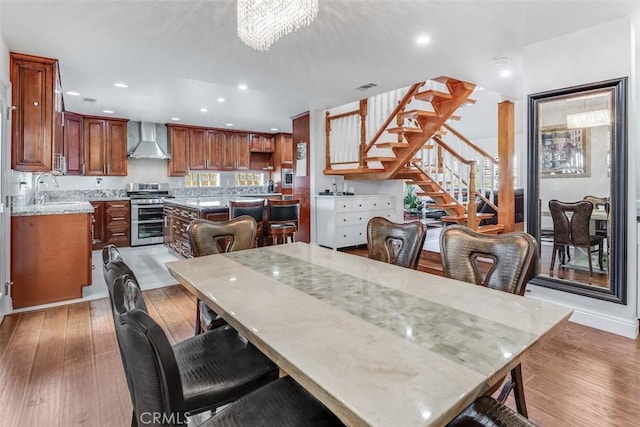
[166,196,270,211]
[12,201,94,217]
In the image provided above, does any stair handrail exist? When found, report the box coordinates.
[431,135,474,165]
[364,82,425,154]
[442,123,498,164]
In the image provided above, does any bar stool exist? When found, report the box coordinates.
[265,199,300,245]
[229,199,265,247]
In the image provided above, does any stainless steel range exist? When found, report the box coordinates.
[127,183,171,246]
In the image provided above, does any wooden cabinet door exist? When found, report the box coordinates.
[250,134,263,151]
[206,130,221,170]
[263,135,275,152]
[106,119,127,176]
[234,132,251,170]
[219,132,235,170]
[63,112,84,175]
[83,118,106,175]
[168,126,189,176]
[10,54,55,171]
[91,201,105,250]
[282,134,293,163]
[250,134,276,152]
[188,128,207,170]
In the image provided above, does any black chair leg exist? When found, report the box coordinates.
[131,411,138,427]
[598,242,604,270]
[549,244,557,275]
[194,299,202,335]
[512,364,528,418]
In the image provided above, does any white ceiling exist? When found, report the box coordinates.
[2,0,638,134]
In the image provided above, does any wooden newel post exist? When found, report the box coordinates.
[359,99,367,169]
[497,101,515,232]
[325,111,331,171]
[467,161,477,230]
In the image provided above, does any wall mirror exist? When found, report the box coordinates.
[526,77,627,303]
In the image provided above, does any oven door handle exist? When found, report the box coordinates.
[132,219,165,224]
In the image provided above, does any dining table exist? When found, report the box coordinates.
[166,242,572,426]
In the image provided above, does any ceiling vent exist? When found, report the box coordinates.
[356,83,378,91]
[82,97,97,103]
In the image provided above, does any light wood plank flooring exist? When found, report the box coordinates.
[1,285,639,426]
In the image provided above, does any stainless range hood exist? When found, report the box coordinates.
[129,122,171,160]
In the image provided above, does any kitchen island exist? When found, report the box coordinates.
[163,194,281,258]
[11,202,93,308]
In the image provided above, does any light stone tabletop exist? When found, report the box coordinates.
[166,242,572,426]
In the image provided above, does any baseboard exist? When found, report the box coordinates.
[527,293,638,338]
[568,310,638,339]
[0,294,12,324]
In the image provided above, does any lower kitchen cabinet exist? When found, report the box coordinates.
[11,213,92,308]
[91,200,130,250]
[315,195,399,250]
[163,201,229,258]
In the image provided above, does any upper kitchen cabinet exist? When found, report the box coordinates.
[220,132,251,170]
[63,112,83,175]
[83,116,128,176]
[167,125,189,176]
[10,52,63,171]
[276,133,293,164]
[250,134,275,152]
[188,128,221,171]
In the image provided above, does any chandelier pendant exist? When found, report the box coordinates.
[237,0,319,51]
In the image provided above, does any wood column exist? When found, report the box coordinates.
[497,101,515,232]
[292,112,311,243]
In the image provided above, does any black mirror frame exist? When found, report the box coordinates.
[526,77,627,304]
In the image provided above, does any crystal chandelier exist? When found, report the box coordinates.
[237,0,319,51]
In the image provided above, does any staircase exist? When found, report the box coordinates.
[324,76,512,232]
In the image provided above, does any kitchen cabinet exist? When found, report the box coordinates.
[10,52,62,172]
[63,111,83,175]
[163,201,229,258]
[279,133,293,163]
[189,128,221,171]
[250,134,275,152]
[91,200,130,249]
[315,195,398,250]
[168,125,189,176]
[11,212,91,308]
[220,132,251,170]
[83,116,128,176]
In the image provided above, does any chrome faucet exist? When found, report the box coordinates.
[34,172,60,207]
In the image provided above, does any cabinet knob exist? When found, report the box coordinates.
[33,101,39,107]
[343,218,346,222]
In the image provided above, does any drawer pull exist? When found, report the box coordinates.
[110,204,126,208]
[359,204,362,207]
[343,218,346,222]
[343,234,347,237]
[359,217,362,220]
[373,203,377,206]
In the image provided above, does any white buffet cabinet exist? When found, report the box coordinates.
[315,194,399,250]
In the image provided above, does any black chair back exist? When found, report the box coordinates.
[229,199,265,223]
[366,216,426,269]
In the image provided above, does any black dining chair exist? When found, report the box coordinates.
[549,200,605,278]
[265,199,300,245]
[366,216,426,269]
[106,268,343,427]
[103,256,282,426]
[440,224,538,418]
[187,216,258,334]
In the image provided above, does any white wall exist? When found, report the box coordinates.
[523,16,638,337]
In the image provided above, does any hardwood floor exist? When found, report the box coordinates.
[1,284,639,426]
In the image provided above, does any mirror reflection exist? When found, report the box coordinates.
[527,78,627,303]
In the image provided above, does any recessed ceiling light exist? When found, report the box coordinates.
[171,117,181,121]
[114,82,128,88]
[103,110,114,114]
[225,123,234,127]
[66,91,80,96]
[474,86,486,92]
[200,108,208,113]
[270,128,278,131]
[217,97,225,103]
[238,84,248,90]
[499,69,512,78]
[416,35,431,45]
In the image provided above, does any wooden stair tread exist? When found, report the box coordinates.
[375,142,410,149]
[416,191,445,197]
[440,213,494,221]
[447,115,461,121]
[414,90,452,102]
[399,109,437,120]
[323,167,385,175]
[387,126,423,134]
[476,224,505,234]
[365,156,398,162]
